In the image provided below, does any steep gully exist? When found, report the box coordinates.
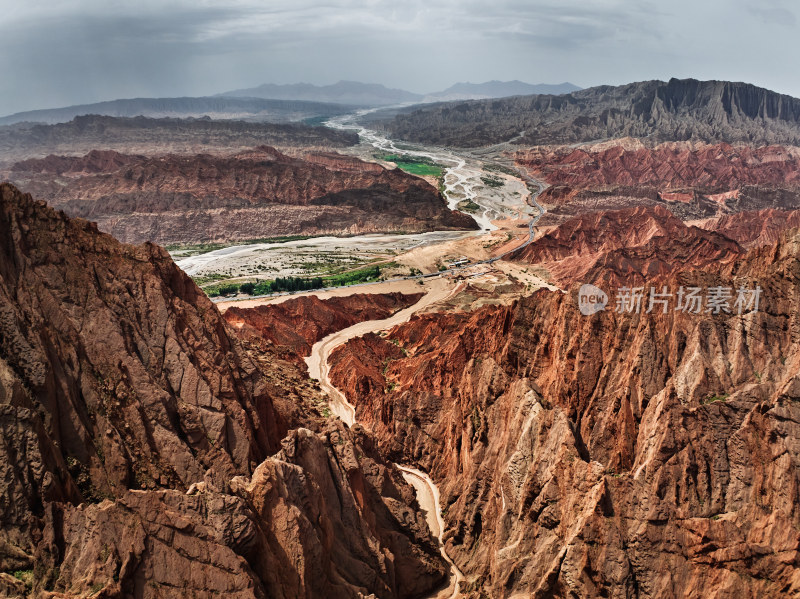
[303,112,547,596]
[306,278,466,598]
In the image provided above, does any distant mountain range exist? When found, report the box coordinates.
[0,80,582,127]
[218,80,582,106]
[0,97,353,127]
[217,80,423,106]
[379,78,800,147]
[421,80,581,102]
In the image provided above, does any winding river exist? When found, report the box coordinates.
[298,111,547,597]
[328,109,501,231]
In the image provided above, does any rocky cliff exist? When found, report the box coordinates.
[380,78,800,147]
[515,141,800,227]
[0,115,358,166]
[7,146,477,244]
[224,292,424,365]
[0,183,445,597]
[512,205,743,287]
[329,218,800,597]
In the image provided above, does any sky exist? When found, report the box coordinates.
[1,0,798,116]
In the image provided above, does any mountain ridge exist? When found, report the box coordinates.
[422,80,580,102]
[0,80,585,126]
[0,182,447,597]
[0,96,354,127]
[217,80,424,106]
[380,77,800,147]
[6,145,478,245]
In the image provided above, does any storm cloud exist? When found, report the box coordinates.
[1,0,798,115]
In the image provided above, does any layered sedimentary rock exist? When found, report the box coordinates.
[511,205,743,287]
[330,212,800,597]
[7,146,477,245]
[514,142,800,226]
[0,183,445,597]
[0,114,359,166]
[693,208,800,247]
[515,143,800,190]
[224,292,424,365]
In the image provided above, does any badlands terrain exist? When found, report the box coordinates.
[5,146,475,245]
[3,77,800,598]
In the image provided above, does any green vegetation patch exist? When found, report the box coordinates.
[192,273,228,286]
[204,282,242,297]
[12,569,34,588]
[395,162,444,177]
[457,199,481,213]
[378,153,444,178]
[325,265,382,287]
[703,393,730,405]
[480,174,504,188]
[204,265,383,297]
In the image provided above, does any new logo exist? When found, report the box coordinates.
[578,284,608,316]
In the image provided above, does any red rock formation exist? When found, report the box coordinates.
[302,150,387,173]
[515,143,800,189]
[330,226,800,597]
[11,149,140,175]
[694,208,800,247]
[37,422,446,598]
[512,205,743,286]
[7,146,477,245]
[519,143,800,227]
[225,292,424,365]
[0,183,445,597]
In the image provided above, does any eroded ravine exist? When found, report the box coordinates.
[305,277,467,598]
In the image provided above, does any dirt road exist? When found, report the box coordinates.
[304,278,467,597]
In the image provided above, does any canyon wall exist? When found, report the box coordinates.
[330,209,800,597]
[6,146,477,245]
[0,183,445,597]
[381,78,800,147]
[224,292,424,365]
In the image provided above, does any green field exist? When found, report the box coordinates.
[378,153,444,178]
[395,162,443,177]
[203,264,385,297]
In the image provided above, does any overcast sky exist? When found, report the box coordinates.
[1,0,798,116]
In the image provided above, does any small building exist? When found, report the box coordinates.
[447,257,470,268]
